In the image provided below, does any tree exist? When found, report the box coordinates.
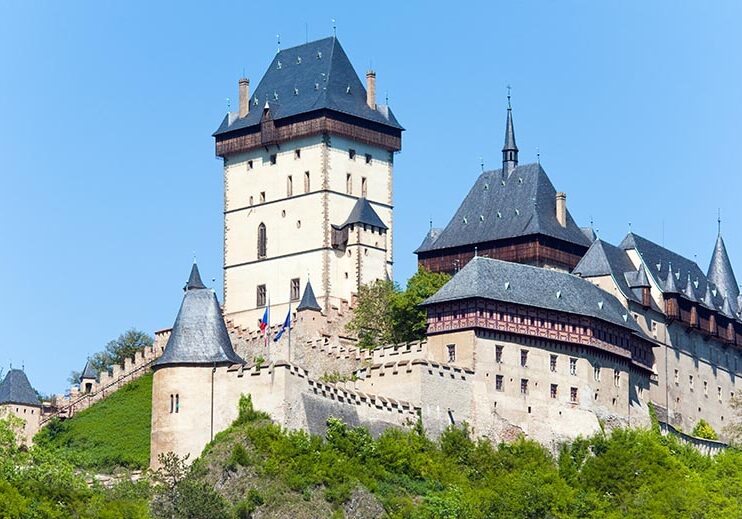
[391,268,451,343]
[68,328,153,386]
[345,279,396,349]
[692,419,718,440]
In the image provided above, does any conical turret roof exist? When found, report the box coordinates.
[154,264,243,369]
[0,369,40,407]
[707,233,739,311]
[664,263,679,293]
[184,263,206,291]
[683,275,697,302]
[297,280,322,312]
[80,360,98,382]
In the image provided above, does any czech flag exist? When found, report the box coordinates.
[259,304,270,335]
[273,305,291,342]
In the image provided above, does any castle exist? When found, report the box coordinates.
[2,37,736,461]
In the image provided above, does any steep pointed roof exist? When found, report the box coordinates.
[722,297,735,319]
[414,227,442,254]
[629,265,651,288]
[80,360,98,382]
[664,263,679,293]
[502,105,518,153]
[707,233,739,310]
[297,280,322,312]
[417,163,591,254]
[214,37,402,137]
[340,197,387,230]
[573,239,641,303]
[185,263,206,291]
[683,275,698,302]
[701,282,716,309]
[154,266,243,369]
[0,369,41,407]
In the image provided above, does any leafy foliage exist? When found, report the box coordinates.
[347,268,451,348]
[69,328,154,386]
[693,419,719,440]
[35,373,152,471]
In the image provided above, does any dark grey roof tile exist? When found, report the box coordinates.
[707,233,739,313]
[297,280,322,312]
[0,369,40,407]
[340,197,387,230]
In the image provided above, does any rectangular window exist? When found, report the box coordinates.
[550,384,558,399]
[495,345,503,363]
[257,284,267,307]
[520,378,528,395]
[570,387,578,404]
[570,358,577,375]
[304,171,310,193]
[689,374,694,390]
[287,175,293,197]
[365,153,372,164]
[614,369,620,388]
[704,380,708,397]
[520,349,528,367]
[346,173,352,194]
[294,148,301,159]
[247,160,253,170]
[290,278,300,301]
[674,369,679,385]
[361,177,368,197]
[594,365,601,382]
[175,394,180,413]
[269,154,277,165]
[169,394,174,414]
[260,191,266,203]
[718,386,723,402]
[447,344,456,363]
[349,149,356,160]
[495,375,503,391]
[550,354,557,372]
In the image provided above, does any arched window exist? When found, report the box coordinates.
[258,223,267,258]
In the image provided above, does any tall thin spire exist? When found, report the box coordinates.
[502,86,518,178]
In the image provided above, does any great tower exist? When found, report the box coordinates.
[213,37,403,329]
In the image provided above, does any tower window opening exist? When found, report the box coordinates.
[169,394,173,413]
[295,149,301,159]
[365,153,372,164]
[361,177,368,197]
[270,154,277,165]
[175,394,180,413]
[260,192,266,203]
[304,171,310,192]
[287,175,293,197]
[258,223,267,258]
[346,174,352,194]
[257,284,267,307]
[349,149,356,160]
[247,160,253,170]
[290,278,300,301]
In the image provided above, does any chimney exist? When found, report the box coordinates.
[238,77,250,118]
[366,70,376,110]
[556,192,567,227]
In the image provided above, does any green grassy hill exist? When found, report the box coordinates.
[34,372,152,472]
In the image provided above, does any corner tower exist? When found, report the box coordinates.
[214,37,403,329]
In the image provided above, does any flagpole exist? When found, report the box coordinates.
[288,302,292,364]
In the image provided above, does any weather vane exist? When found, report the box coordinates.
[507,85,511,108]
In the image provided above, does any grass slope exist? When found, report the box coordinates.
[35,372,152,471]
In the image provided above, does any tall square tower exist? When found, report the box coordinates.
[213,37,403,330]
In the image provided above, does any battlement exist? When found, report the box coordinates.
[356,357,473,381]
[307,378,419,416]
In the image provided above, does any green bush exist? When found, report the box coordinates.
[693,419,719,440]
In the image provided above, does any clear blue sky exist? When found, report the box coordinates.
[1,1,740,395]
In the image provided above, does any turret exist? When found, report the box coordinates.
[707,232,739,314]
[502,93,518,178]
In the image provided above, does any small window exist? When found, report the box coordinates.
[294,149,301,159]
[260,192,266,203]
[361,177,368,197]
[704,380,708,397]
[495,345,503,363]
[290,278,300,301]
[349,149,356,160]
[365,153,372,164]
[270,154,277,165]
[689,374,694,389]
[569,358,577,376]
[447,344,456,363]
[247,160,253,170]
[594,365,601,382]
[550,384,558,399]
[346,173,352,194]
[718,386,723,402]
[258,223,267,258]
[570,387,578,403]
[249,196,254,206]
[170,395,174,413]
[674,369,679,385]
[304,171,310,193]
[550,354,557,372]
[257,284,267,307]
[520,349,528,367]
[495,374,503,391]
[520,378,528,395]
[175,394,180,413]
[287,175,293,197]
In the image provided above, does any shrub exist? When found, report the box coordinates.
[234,394,269,426]
[692,419,719,440]
[227,443,250,470]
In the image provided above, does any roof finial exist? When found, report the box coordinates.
[536,147,540,164]
[332,18,336,38]
[226,97,231,113]
[429,218,433,231]
[480,156,484,172]
[276,33,281,53]
[718,208,722,235]
[474,246,478,257]
[507,85,511,109]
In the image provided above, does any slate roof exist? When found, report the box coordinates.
[572,239,647,304]
[214,37,402,137]
[707,233,739,313]
[503,106,518,152]
[185,263,206,291]
[297,280,322,312]
[340,197,387,230]
[154,265,243,369]
[0,369,41,407]
[80,360,98,382]
[423,256,642,334]
[414,227,443,254]
[416,163,591,253]
[580,227,598,244]
[619,233,726,311]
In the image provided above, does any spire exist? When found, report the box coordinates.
[664,263,679,293]
[502,88,518,178]
[707,232,739,311]
[722,296,735,319]
[297,280,322,312]
[683,274,697,302]
[702,282,715,309]
[185,263,206,291]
